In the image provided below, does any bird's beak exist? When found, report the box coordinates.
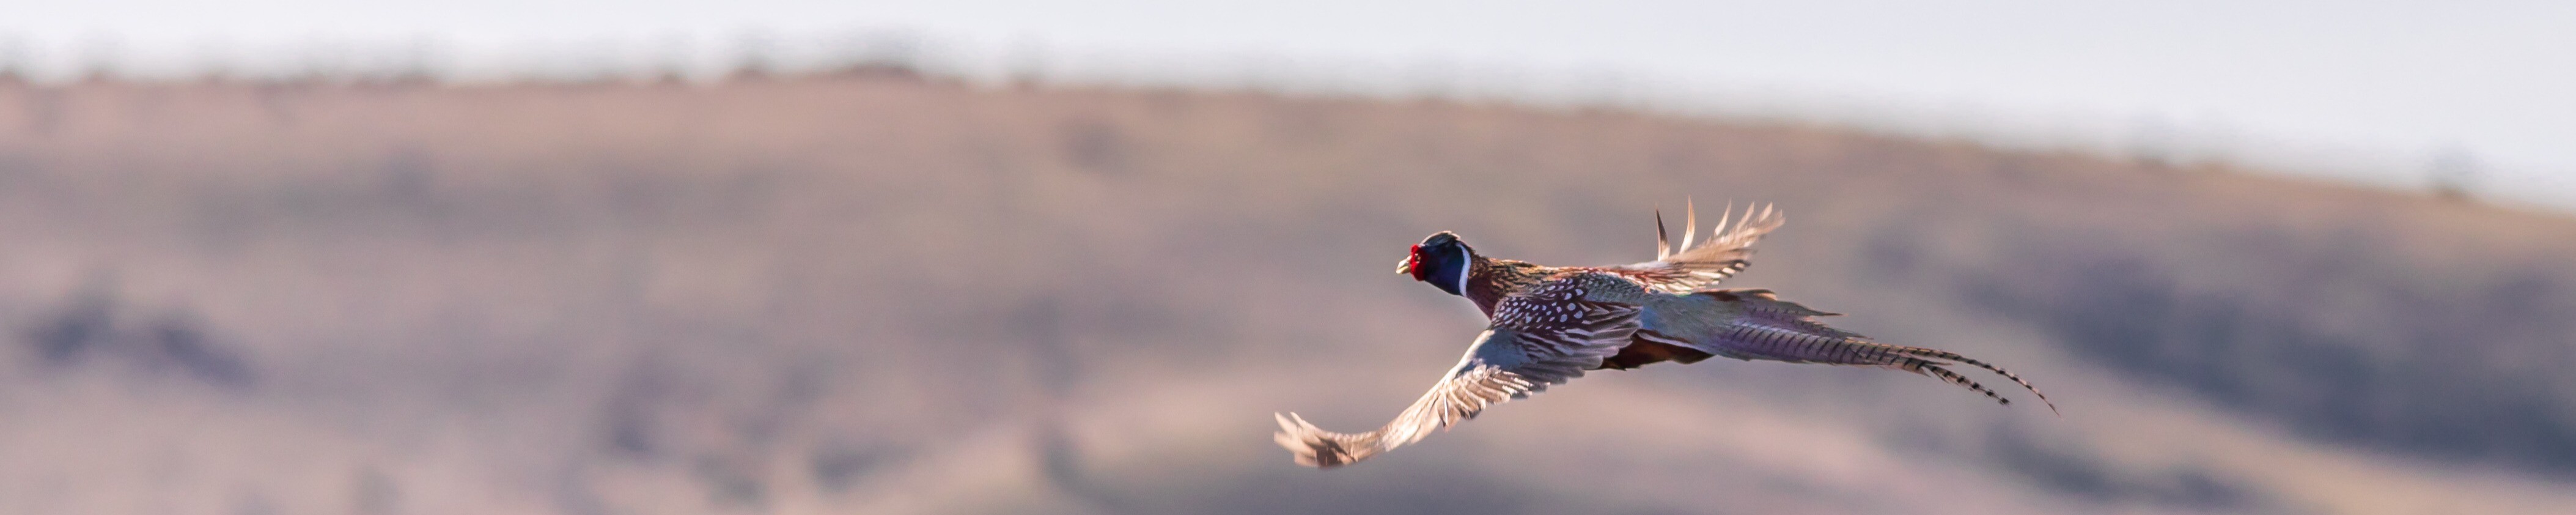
[1397,245,1422,275]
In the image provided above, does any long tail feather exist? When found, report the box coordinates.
[1896,358,2011,407]
[1686,289,2057,415]
[1892,347,2059,416]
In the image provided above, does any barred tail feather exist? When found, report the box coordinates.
[1889,357,2009,408]
[1702,318,2058,415]
[1890,347,2059,415]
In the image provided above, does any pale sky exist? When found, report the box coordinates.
[5,1,2571,212]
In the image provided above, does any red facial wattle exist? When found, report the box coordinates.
[1400,244,1429,281]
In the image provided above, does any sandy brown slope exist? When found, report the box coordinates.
[0,76,2572,514]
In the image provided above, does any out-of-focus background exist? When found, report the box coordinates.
[2,2,2572,514]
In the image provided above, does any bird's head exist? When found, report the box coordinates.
[1398,231,1476,296]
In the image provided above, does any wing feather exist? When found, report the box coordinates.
[1613,202,1784,293]
[1275,276,1641,467]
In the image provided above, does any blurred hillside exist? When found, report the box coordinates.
[1,73,2572,514]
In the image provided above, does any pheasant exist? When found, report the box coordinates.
[1273,203,2054,468]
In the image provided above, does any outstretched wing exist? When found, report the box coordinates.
[1608,201,1783,293]
[1275,278,1641,468]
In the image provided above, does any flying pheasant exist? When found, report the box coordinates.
[1273,203,2053,468]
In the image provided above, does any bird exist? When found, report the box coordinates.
[1273,202,2054,468]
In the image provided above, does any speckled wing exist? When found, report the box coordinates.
[1274,276,1642,468]
[1608,202,1783,293]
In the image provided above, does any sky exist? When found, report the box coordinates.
[4,0,2571,211]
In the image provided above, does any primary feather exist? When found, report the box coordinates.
[1616,201,1784,294]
